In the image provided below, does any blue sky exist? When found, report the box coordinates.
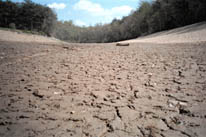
[11,0,146,26]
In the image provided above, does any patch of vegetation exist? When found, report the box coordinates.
[1,0,205,43]
[0,0,56,36]
[9,23,16,30]
[0,27,46,36]
[53,0,206,43]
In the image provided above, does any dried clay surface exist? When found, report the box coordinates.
[0,24,206,137]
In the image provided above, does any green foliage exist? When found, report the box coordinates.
[1,0,205,42]
[0,0,57,36]
[54,0,206,43]
[53,21,83,42]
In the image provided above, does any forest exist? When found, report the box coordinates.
[0,0,57,36]
[0,0,206,43]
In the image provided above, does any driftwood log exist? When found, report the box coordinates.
[116,43,130,46]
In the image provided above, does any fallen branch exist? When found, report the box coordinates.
[116,43,130,46]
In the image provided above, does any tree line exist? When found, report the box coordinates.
[0,0,57,36]
[0,0,205,42]
[54,0,206,43]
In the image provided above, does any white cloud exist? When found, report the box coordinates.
[74,0,104,15]
[73,0,133,23]
[74,20,87,26]
[110,6,133,17]
[48,3,66,10]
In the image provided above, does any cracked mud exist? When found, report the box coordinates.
[0,41,206,137]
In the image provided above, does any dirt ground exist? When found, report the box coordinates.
[0,22,206,137]
[0,40,206,137]
[121,22,206,44]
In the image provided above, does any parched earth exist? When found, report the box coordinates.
[0,40,206,137]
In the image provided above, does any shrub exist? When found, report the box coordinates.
[9,23,16,29]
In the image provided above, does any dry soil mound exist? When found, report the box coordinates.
[122,22,206,44]
[0,29,63,44]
